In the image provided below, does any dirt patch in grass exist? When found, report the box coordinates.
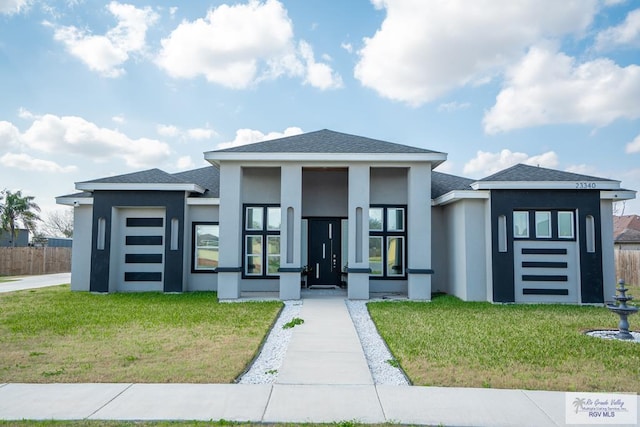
[368,296,640,392]
[0,286,282,383]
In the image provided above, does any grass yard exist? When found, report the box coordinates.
[369,295,640,392]
[0,286,282,384]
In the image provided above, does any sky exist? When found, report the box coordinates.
[1,0,640,225]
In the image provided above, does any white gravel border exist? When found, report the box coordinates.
[346,300,410,385]
[237,300,302,384]
[585,329,640,343]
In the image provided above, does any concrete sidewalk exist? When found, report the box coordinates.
[1,382,616,426]
[0,272,70,293]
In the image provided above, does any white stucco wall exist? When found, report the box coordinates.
[601,199,616,303]
[440,199,488,301]
[70,205,92,291]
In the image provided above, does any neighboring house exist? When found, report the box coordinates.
[0,229,29,247]
[613,215,640,251]
[57,129,636,304]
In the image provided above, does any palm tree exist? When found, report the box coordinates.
[0,190,41,247]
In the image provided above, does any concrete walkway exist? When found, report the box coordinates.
[0,272,70,293]
[1,293,637,425]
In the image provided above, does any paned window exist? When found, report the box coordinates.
[513,211,529,238]
[244,205,280,277]
[193,223,219,272]
[535,211,551,238]
[558,211,574,239]
[369,206,407,278]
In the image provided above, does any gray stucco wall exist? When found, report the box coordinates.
[430,206,448,294]
[370,168,408,205]
[242,167,281,204]
[600,199,616,303]
[302,169,348,217]
[70,205,92,291]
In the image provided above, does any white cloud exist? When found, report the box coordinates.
[437,101,470,113]
[483,46,640,134]
[176,155,194,169]
[0,0,29,15]
[463,149,558,177]
[186,127,216,140]
[596,8,640,50]
[19,114,170,168]
[18,107,36,120]
[565,164,600,176]
[0,121,20,150]
[157,124,180,137]
[156,0,295,88]
[156,1,340,90]
[217,126,303,149]
[626,134,640,153]
[0,153,77,173]
[354,0,598,105]
[49,1,158,77]
[341,42,353,53]
[298,41,343,90]
[112,114,125,124]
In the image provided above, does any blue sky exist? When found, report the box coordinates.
[1,0,640,222]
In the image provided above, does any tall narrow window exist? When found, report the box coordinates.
[586,215,595,253]
[170,218,179,250]
[498,215,507,252]
[513,211,529,238]
[193,223,219,271]
[535,211,551,238]
[369,205,407,278]
[97,217,106,250]
[558,211,574,239]
[243,205,280,278]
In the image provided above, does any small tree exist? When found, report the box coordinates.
[0,189,41,247]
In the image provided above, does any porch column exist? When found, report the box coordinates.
[279,165,302,300]
[217,163,243,299]
[407,163,432,300]
[348,165,370,299]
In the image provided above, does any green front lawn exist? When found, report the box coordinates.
[369,295,640,392]
[0,286,282,383]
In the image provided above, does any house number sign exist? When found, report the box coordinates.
[575,182,597,189]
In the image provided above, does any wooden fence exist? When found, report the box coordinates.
[0,247,71,276]
[615,249,640,287]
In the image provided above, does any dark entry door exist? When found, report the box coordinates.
[307,219,341,286]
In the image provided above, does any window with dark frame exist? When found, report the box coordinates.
[192,222,219,272]
[243,205,281,278]
[513,210,576,241]
[369,206,406,279]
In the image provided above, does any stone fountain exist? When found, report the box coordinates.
[606,279,639,340]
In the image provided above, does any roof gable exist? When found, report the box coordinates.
[480,164,614,183]
[212,129,442,155]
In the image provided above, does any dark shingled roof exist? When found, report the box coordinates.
[431,171,474,198]
[172,165,220,198]
[479,164,615,182]
[57,191,93,199]
[213,129,443,155]
[82,168,189,185]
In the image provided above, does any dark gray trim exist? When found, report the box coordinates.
[125,272,162,282]
[126,235,163,245]
[522,248,567,255]
[278,267,303,273]
[90,190,185,293]
[347,268,372,273]
[191,222,219,274]
[126,217,164,227]
[125,254,162,264]
[522,261,567,269]
[522,275,568,282]
[216,267,243,272]
[523,288,569,296]
[407,268,435,274]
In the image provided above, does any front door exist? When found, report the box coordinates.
[307,219,341,286]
